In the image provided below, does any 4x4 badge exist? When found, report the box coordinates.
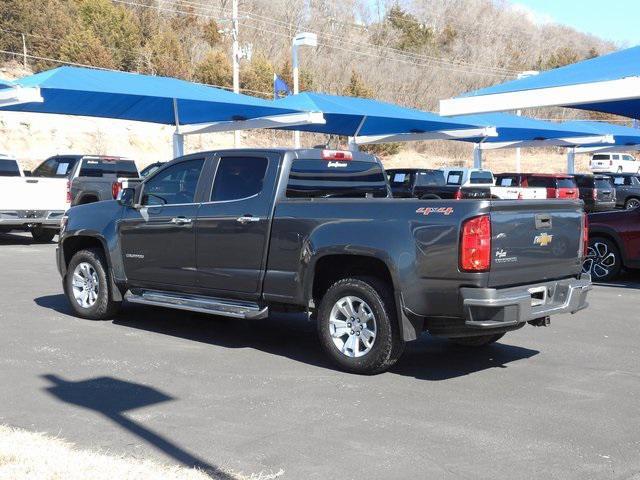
[534,233,554,246]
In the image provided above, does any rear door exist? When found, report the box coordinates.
[489,200,583,287]
[119,157,208,289]
[555,177,579,199]
[591,154,611,170]
[195,152,280,298]
[594,176,615,203]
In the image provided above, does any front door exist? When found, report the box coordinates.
[195,153,280,298]
[119,157,207,289]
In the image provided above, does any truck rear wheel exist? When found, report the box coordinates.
[317,276,404,375]
[30,227,56,243]
[449,333,505,347]
[64,248,121,320]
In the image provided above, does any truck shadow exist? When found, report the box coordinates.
[0,232,40,245]
[35,294,539,381]
[591,271,640,290]
[40,373,235,478]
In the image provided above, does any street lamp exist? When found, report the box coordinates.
[292,32,317,148]
[515,70,539,172]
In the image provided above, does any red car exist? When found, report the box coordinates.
[584,208,640,281]
[523,173,580,199]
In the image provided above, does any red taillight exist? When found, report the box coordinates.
[112,181,122,199]
[321,149,353,161]
[66,180,72,204]
[460,214,491,272]
[454,188,463,200]
[582,214,589,259]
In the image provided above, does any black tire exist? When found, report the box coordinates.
[625,198,640,210]
[449,333,505,347]
[64,248,121,320]
[30,227,56,243]
[317,276,404,375]
[582,236,622,282]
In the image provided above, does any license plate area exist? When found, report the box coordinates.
[528,286,547,306]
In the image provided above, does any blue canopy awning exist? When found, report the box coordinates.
[558,121,640,147]
[440,46,640,118]
[272,92,496,138]
[3,66,300,125]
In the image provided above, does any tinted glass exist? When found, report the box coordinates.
[556,178,577,188]
[624,155,635,161]
[79,159,139,178]
[469,171,494,184]
[140,163,162,177]
[574,176,590,188]
[142,158,204,206]
[446,170,463,185]
[415,170,445,186]
[525,176,554,188]
[287,159,388,198]
[592,154,609,160]
[32,157,78,178]
[211,157,268,202]
[595,178,613,189]
[0,159,21,176]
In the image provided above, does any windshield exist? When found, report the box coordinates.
[0,159,20,176]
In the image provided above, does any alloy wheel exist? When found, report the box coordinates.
[329,296,377,358]
[71,262,100,308]
[582,242,618,280]
[626,198,640,210]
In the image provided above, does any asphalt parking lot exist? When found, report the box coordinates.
[0,231,639,480]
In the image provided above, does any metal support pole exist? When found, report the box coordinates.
[292,43,300,148]
[232,0,240,148]
[473,144,483,168]
[172,98,184,158]
[21,34,27,69]
[515,109,522,173]
[567,147,576,174]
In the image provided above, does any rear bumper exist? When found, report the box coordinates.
[460,274,591,329]
[0,210,65,228]
[588,201,616,212]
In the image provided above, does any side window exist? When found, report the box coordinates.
[612,176,625,186]
[32,157,77,178]
[624,155,635,162]
[390,172,411,187]
[211,157,268,202]
[613,154,621,161]
[142,159,204,206]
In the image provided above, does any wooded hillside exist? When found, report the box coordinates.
[0,0,615,112]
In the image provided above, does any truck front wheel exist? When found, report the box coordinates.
[64,248,121,320]
[317,277,404,375]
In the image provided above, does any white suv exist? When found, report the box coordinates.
[590,153,639,173]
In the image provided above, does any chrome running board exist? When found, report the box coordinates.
[125,290,268,319]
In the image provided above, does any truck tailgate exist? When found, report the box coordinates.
[489,200,583,287]
[0,177,67,211]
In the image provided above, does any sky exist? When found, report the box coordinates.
[512,0,640,46]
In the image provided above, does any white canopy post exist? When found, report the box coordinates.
[348,116,368,152]
[567,147,576,174]
[172,98,184,158]
[473,143,483,168]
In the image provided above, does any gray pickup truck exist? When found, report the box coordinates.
[57,149,591,374]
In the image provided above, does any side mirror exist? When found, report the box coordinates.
[119,187,136,207]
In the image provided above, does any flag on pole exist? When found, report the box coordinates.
[273,74,291,99]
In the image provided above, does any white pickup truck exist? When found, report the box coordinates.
[491,173,547,200]
[0,154,139,242]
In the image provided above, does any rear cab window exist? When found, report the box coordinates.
[445,171,463,186]
[286,157,388,198]
[0,159,21,176]
[32,156,79,178]
[415,170,445,186]
[79,158,139,178]
[387,171,413,187]
[525,176,555,188]
[496,175,518,187]
[469,171,494,185]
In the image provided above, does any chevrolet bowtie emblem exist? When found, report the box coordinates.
[534,233,554,246]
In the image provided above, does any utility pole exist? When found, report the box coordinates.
[291,33,317,148]
[21,34,27,69]
[232,0,240,148]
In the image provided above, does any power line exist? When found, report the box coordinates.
[112,0,516,78]
[0,49,273,96]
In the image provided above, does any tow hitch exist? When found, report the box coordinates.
[528,316,550,327]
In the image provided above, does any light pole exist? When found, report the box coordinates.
[515,70,539,172]
[292,32,317,148]
[232,0,240,148]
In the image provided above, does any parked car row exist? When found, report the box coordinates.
[0,154,139,241]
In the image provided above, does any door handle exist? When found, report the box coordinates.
[170,217,192,225]
[236,215,261,224]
